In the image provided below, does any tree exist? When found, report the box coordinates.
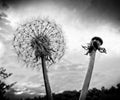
[13,18,65,100]
[0,67,15,100]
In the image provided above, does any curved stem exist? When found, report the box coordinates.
[41,56,53,100]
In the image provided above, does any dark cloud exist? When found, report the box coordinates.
[86,0,120,27]
[51,0,120,25]
[0,0,9,10]
[1,0,21,4]
[90,0,120,11]
[1,0,120,13]
[0,0,43,6]
[88,0,120,18]
[0,0,28,9]
[50,0,120,25]
[64,0,120,15]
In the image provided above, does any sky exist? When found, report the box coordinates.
[0,0,120,97]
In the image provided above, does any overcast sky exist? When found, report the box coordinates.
[0,0,120,97]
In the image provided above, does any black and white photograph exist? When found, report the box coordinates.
[0,0,120,100]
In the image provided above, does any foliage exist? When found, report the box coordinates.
[0,67,15,100]
[23,83,120,100]
[1,78,120,100]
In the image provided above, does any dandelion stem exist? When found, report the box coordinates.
[41,55,53,100]
[79,50,96,100]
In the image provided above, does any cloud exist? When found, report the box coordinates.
[14,81,45,96]
[0,0,9,10]
[0,12,13,35]
[14,61,86,94]
[13,74,26,80]
[0,41,5,58]
[90,0,120,13]
[84,0,120,26]
[27,74,44,84]
[94,56,120,83]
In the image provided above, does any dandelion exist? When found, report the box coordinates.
[80,37,106,100]
[13,18,65,100]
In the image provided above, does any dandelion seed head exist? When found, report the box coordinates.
[13,18,65,70]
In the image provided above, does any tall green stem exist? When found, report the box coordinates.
[79,50,96,100]
[41,56,53,100]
